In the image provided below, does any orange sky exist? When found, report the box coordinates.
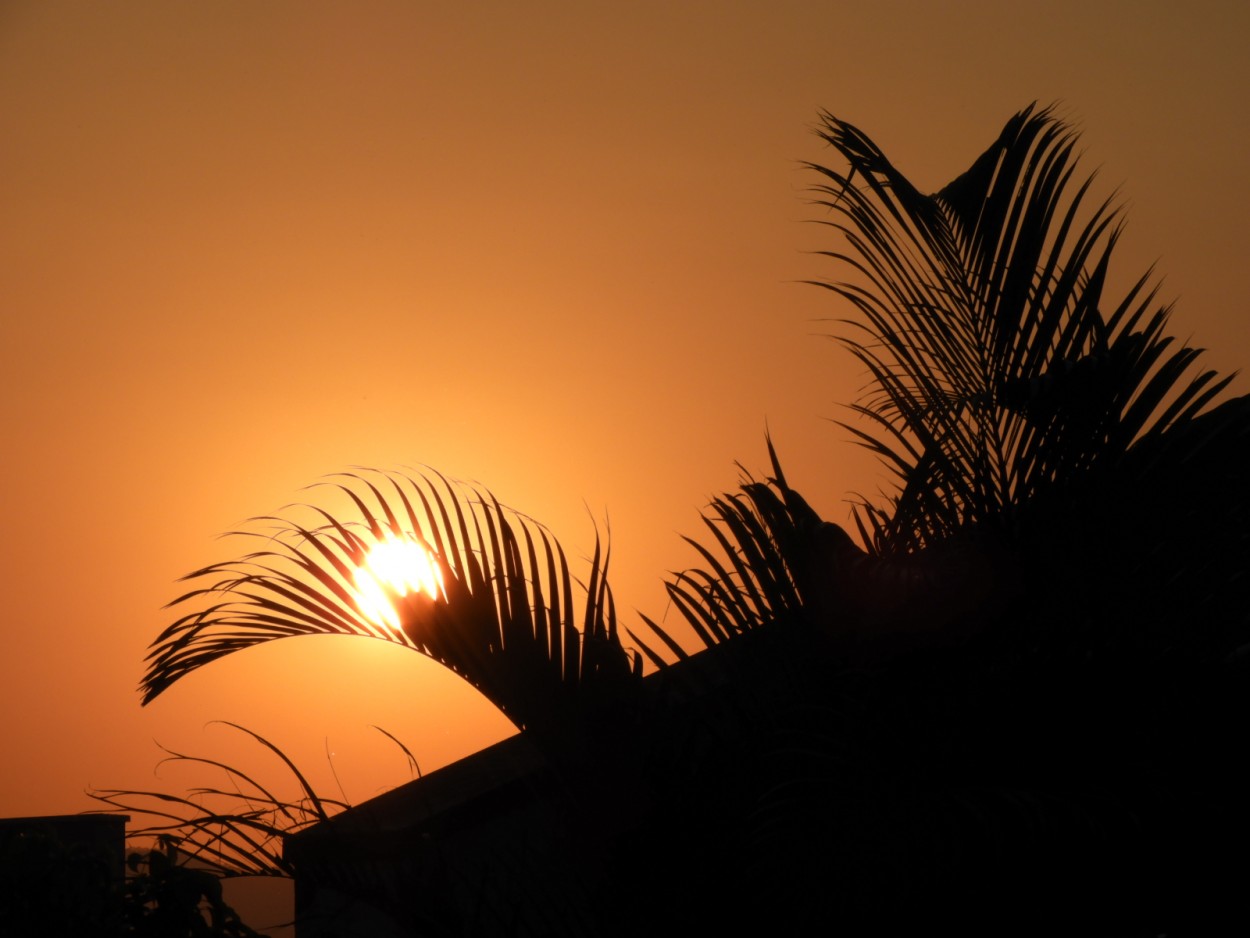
[2,0,1247,840]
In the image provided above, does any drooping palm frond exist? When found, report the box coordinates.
[88,722,346,878]
[142,469,640,735]
[807,103,1234,554]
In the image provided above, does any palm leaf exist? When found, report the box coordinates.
[637,437,822,655]
[87,722,350,878]
[806,103,1234,554]
[141,468,640,735]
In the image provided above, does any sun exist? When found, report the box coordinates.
[352,535,445,632]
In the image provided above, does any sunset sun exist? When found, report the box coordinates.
[353,535,445,631]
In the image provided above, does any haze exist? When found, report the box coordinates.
[2,0,1246,839]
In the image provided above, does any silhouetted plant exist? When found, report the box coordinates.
[630,437,821,664]
[142,470,640,738]
[807,102,1233,555]
[124,840,264,938]
[90,723,429,935]
[89,722,353,879]
[648,103,1243,659]
[625,104,1250,936]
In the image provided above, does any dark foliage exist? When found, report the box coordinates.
[124,843,264,938]
[129,106,1250,936]
[141,470,640,741]
[629,104,1250,936]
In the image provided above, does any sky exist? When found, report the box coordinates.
[2,0,1248,879]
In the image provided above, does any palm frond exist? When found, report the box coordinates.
[87,722,349,878]
[807,103,1234,554]
[141,469,640,734]
[635,438,825,656]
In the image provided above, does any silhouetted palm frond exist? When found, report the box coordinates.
[633,437,826,659]
[807,103,1234,554]
[640,105,1242,666]
[142,469,640,734]
[88,722,346,878]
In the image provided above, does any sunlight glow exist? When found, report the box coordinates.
[353,535,445,632]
